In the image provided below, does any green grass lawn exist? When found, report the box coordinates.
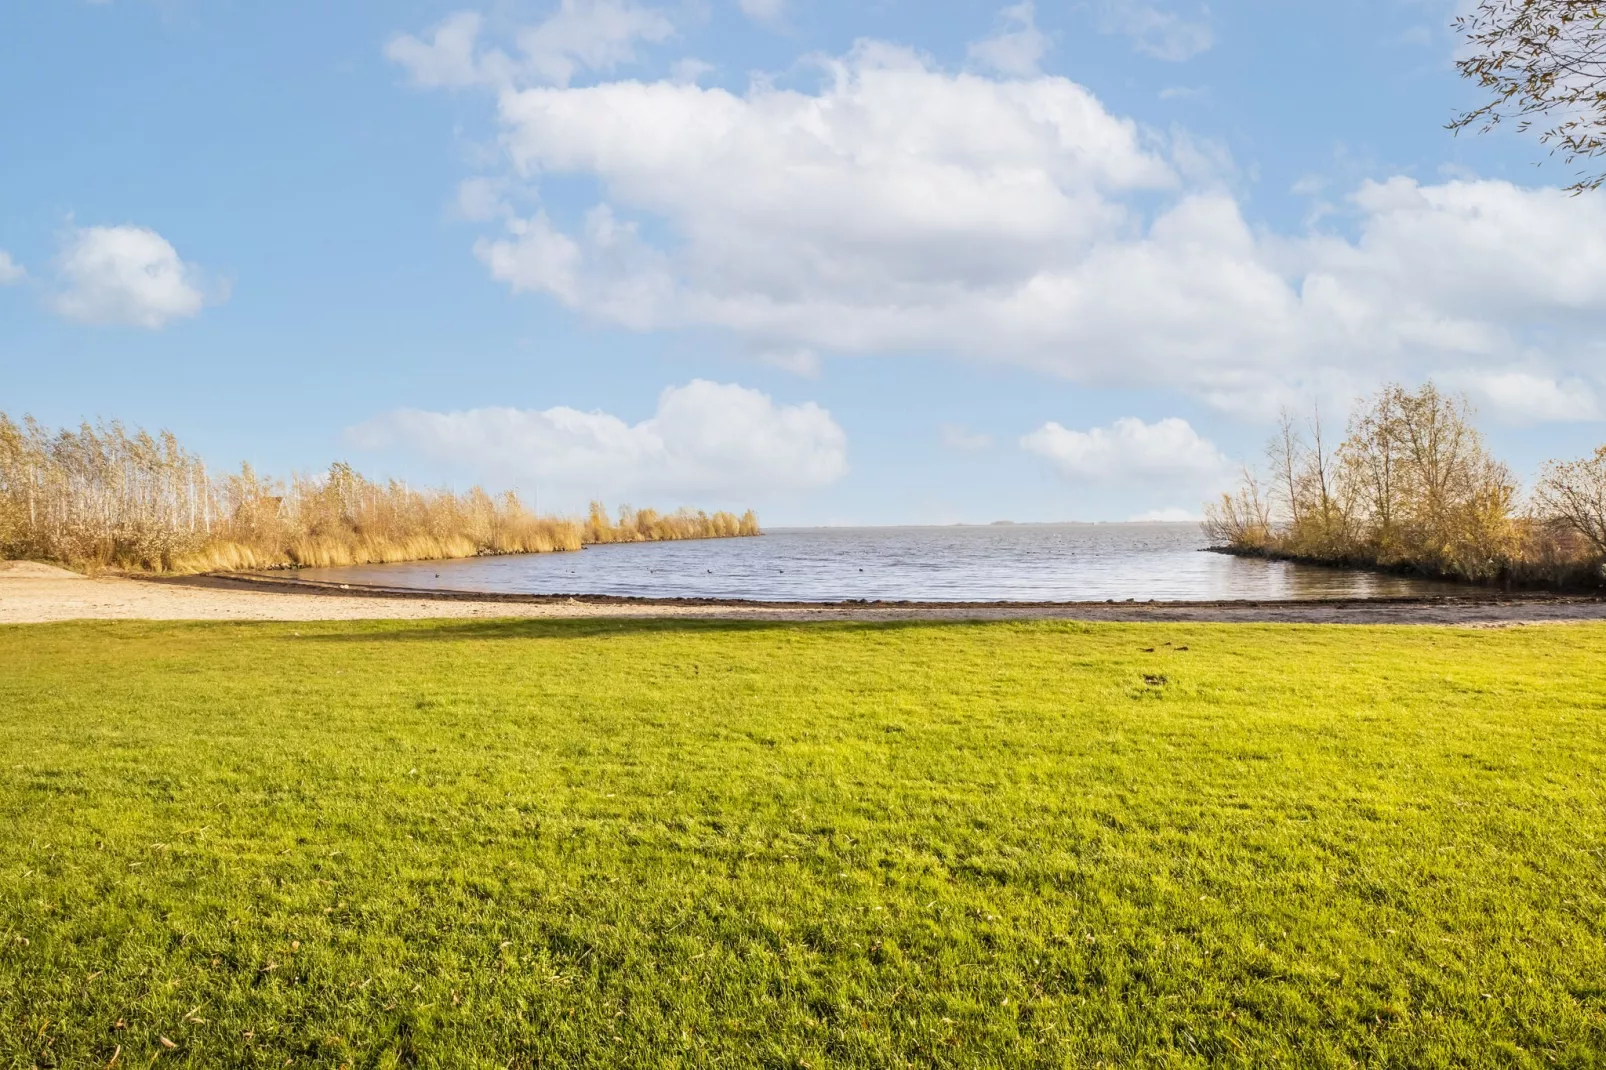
[1,619,1604,1068]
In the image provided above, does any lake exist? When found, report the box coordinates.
[289,523,1476,602]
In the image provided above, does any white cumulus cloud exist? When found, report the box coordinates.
[1097,1,1213,61]
[350,380,847,501]
[1021,416,1229,481]
[737,0,786,24]
[386,2,674,90]
[968,2,1051,77]
[385,11,488,88]
[52,225,213,329]
[1450,369,1601,425]
[393,25,1606,422]
[473,41,1177,340]
[0,251,24,284]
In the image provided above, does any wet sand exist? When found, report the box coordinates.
[2,562,1604,626]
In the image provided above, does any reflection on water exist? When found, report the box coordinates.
[289,524,1476,603]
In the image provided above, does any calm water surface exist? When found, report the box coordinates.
[293,524,1475,603]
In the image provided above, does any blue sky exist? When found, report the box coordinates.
[4,0,1605,524]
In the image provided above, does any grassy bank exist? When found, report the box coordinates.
[2,620,1604,1067]
[1207,542,1606,595]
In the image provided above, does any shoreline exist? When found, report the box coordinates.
[170,568,1606,611]
[4,563,1605,625]
[1205,543,1606,596]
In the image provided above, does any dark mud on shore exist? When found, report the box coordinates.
[149,571,1606,626]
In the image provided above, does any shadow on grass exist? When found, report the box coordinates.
[290,616,1075,643]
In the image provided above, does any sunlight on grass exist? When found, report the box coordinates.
[1,620,1603,1067]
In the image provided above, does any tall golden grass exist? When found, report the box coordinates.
[1204,383,1606,590]
[584,501,759,544]
[0,413,759,574]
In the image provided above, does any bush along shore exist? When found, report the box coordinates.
[1204,382,1606,592]
[0,413,759,574]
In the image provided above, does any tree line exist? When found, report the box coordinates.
[0,413,760,573]
[1205,383,1606,589]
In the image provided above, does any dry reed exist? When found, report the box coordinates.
[0,414,759,574]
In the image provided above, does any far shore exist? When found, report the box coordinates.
[4,560,1605,626]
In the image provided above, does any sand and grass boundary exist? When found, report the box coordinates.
[4,560,1605,625]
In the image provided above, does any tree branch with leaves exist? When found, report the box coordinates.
[1535,445,1606,557]
[1451,1,1606,191]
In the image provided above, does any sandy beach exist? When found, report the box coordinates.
[3,560,1604,626]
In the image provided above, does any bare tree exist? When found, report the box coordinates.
[1451,1,1606,191]
[1268,409,1306,527]
[1255,404,1355,555]
[1535,445,1606,555]
[1340,389,1403,551]
[1302,404,1354,551]
[1203,468,1272,549]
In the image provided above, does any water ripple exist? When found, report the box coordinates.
[290,524,1476,603]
